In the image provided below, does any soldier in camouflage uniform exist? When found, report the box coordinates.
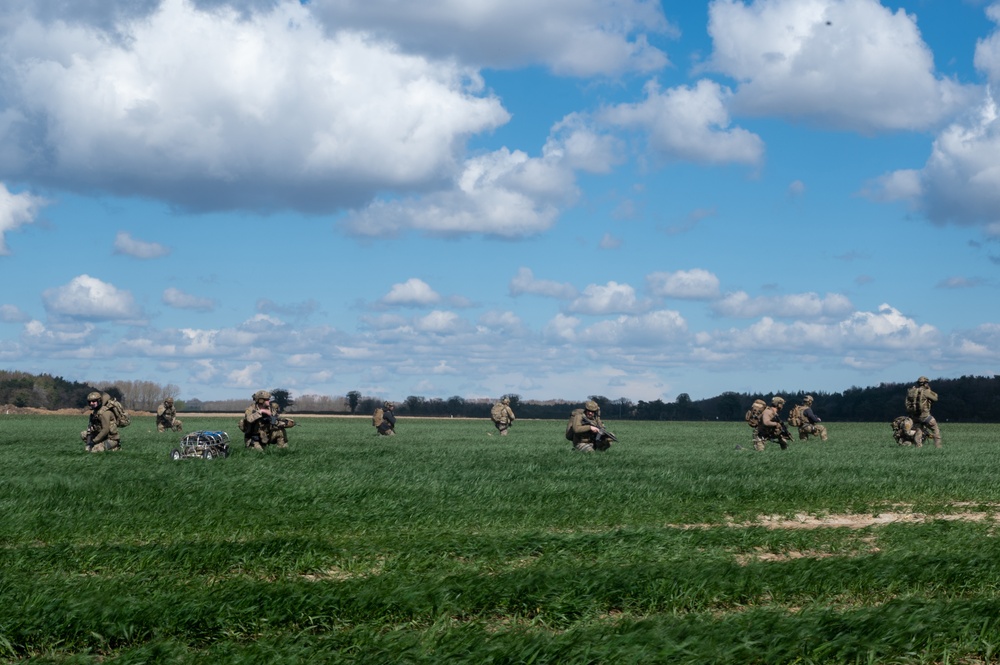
[241,390,289,451]
[905,376,941,448]
[753,396,790,451]
[156,397,183,432]
[375,401,396,436]
[795,395,828,441]
[567,400,610,452]
[490,397,515,436]
[80,391,121,452]
[892,416,924,447]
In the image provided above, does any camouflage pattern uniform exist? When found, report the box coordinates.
[906,376,941,448]
[753,396,789,451]
[796,395,828,441]
[491,397,515,436]
[377,402,396,436]
[568,400,610,452]
[892,416,924,447]
[80,391,121,452]
[241,390,289,451]
[156,398,183,432]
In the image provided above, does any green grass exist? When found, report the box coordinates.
[2,415,1000,663]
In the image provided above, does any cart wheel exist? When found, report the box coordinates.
[170,449,181,461]
[221,447,230,458]
[202,449,214,460]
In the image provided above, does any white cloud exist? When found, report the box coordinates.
[706,0,976,132]
[0,183,46,254]
[646,269,720,300]
[381,278,441,307]
[414,310,464,334]
[713,291,854,319]
[0,304,29,323]
[42,274,142,322]
[307,0,674,77]
[568,281,651,315]
[509,267,577,299]
[866,91,1000,229]
[0,0,508,213]
[342,127,591,237]
[227,361,264,388]
[578,310,688,346]
[113,231,170,259]
[163,287,215,311]
[975,3,1000,84]
[600,79,765,165]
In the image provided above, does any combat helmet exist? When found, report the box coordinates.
[253,390,271,402]
[164,397,174,405]
[502,397,510,405]
[771,396,786,407]
[384,401,394,410]
[87,391,102,403]
[803,395,814,405]
[917,376,930,385]
[584,400,600,412]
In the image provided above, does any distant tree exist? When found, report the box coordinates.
[270,388,294,412]
[447,395,466,416]
[404,395,425,414]
[347,390,361,414]
[504,394,522,410]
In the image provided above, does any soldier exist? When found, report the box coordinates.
[795,395,828,441]
[240,390,290,451]
[892,416,924,447]
[566,400,612,452]
[490,397,515,436]
[905,376,941,448]
[156,397,183,432]
[80,391,121,452]
[375,401,396,436]
[753,396,790,451]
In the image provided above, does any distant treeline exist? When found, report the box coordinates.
[3,371,999,423]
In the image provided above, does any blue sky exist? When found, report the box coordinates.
[1,0,999,404]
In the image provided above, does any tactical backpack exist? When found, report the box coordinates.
[788,404,805,428]
[565,408,583,441]
[490,402,505,423]
[905,387,920,416]
[107,397,131,428]
[745,399,767,428]
[372,408,384,428]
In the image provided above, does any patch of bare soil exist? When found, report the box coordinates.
[675,504,1000,531]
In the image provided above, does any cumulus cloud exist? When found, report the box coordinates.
[705,0,976,132]
[568,281,651,315]
[713,291,854,319]
[227,361,264,388]
[381,278,441,307]
[646,269,720,300]
[113,231,170,258]
[341,117,615,238]
[42,274,142,322]
[600,79,764,165]
[975,3,1000,85]
[163,287,215,311]
[307,0,674,77]
[707,303,939,355]
[578,310,688,346]
[0,304,29,323]
[0,0,508,213]
[0,183,46,255]
[414,310,465,334]
[509,267,577,299]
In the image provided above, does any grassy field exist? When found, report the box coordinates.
[2,414,1000,663]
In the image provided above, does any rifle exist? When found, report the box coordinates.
[774,421,792,449]
[582,415,617,443]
